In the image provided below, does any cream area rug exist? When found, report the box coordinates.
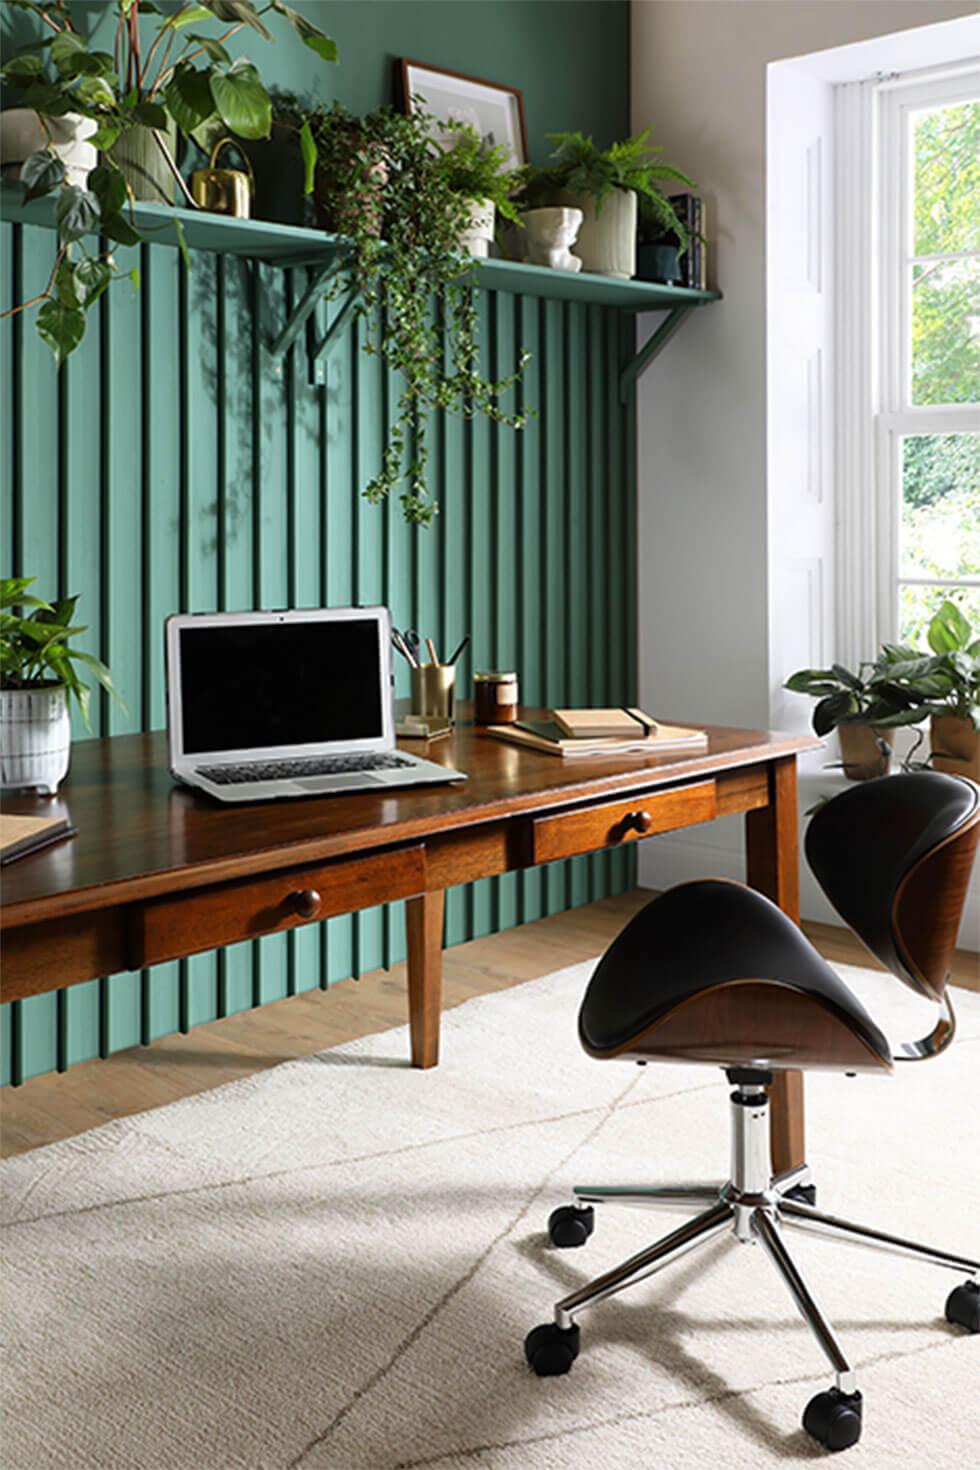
[1,960,978,1470]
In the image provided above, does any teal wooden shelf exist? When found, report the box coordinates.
[1,184,721,388]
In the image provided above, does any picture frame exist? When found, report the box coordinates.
[398,59,528,168]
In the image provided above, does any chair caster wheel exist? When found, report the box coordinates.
[548,1204,594,1248]
[524,1322,580,1376]
[784,1182,817,1207]
[802,1388,863,1451]
[945,1281,980,1333]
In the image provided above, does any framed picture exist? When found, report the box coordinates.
[398,59,528,168]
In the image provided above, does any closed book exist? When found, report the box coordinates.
[553,707,659,739]
[0,812,76,865]
[486,720,707,758]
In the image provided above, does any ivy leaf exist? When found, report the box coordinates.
[89,163,127,218]
[54,184,101,244]
[209,58,271,140]
[271,0,338,61]
[19,146,65,203]
[75,257,115,309]
[36,300,87,365]
[166,63,216,135]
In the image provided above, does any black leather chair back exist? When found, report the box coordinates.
[805,772,979,1003]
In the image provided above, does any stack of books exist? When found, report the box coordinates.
[486,708,707,758]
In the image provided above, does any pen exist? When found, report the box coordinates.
[425,636,439,666]
[446,635,469,665]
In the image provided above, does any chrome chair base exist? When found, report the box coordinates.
[527,1082,979,1450]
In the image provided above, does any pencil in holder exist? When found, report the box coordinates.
[411,664,456,723]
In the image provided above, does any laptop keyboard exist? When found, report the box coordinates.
[196,752,416,786]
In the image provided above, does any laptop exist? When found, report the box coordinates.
[165,607,466,803]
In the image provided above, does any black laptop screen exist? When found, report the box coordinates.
[178,618,385,754]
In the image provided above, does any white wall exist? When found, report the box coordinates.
[632,0,980,947]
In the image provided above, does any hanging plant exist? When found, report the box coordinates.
[0,0,336,361]
[310,103,530,525]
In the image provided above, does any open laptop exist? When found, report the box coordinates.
[165,607,465,803]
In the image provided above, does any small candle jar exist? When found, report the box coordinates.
[474,671,519,724]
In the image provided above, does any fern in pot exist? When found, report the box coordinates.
[432,122,521,257]
[0,578,122,795]
[518,131,694,279]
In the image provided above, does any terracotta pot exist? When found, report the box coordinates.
[108,116,178,204]
[315,139,389,237]
[930,714,980,781]
[555,185,637,278]
[0,684,71,795]
[837,722,895,781]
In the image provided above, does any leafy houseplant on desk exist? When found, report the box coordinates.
[0,0,336,362]
[0,578,122,795]
[784,654,924,780]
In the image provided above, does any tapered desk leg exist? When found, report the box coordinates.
[745,755,806,1176]
[406,890,446,1069]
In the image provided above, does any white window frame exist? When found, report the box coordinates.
[877,68,980,641]
[835,63,980,666]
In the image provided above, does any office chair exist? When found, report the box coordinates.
[524,771,980,1451]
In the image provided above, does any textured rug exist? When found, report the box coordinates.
[1,960,978,1470]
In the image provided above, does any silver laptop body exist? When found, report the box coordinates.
[165,606,465,803]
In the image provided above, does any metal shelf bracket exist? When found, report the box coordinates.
[307,287,359,386]
[262,259,341,375]
[619,305,695,401]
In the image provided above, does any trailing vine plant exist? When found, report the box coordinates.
[311,103,530,525]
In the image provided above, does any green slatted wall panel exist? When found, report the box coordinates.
[0,235,636,1085]
[0,0,632,1085]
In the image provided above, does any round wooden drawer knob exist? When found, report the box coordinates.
[292,888,321,919]
[627,811,653,834]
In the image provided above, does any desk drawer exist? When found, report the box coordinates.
[128,844,425,969]
[528,780,717,865]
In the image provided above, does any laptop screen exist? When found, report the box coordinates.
[177,617,385,755]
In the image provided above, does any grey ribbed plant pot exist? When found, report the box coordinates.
[108,118,178,205]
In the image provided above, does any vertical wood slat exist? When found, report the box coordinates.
[0,219,635,1084]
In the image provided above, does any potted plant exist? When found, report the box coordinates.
[0,0,336,361]
[432,122,521,257]
[0,577,122,794]
[518,130,694,279]
[226,88,318,227]
[784,655,923,780]
[884,603,980,780]
[308,103,529,524]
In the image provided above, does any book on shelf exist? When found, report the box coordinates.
[485,719,708,758]
[0,812,76,865]
[666,192,706,290]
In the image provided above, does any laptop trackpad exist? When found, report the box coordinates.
[293,774,384,793]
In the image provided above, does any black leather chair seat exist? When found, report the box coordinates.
[579,879,892,1064]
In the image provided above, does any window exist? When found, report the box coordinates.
[876,72,980,646]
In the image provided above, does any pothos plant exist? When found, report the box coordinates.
[0,0,336,362]
[311,103,530,525]
[0,576,123,728]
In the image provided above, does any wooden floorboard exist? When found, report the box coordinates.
[2,889,976,1158]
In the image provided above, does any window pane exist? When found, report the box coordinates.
[911,258,980,405]
[912,100,980,256]
[899,583,980,647]
[901,433,980,579]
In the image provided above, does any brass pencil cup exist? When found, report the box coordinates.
[411,665,456,724]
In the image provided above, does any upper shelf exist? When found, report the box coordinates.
[2,186,722,314]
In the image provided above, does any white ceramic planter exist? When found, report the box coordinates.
[458,198,496,257]
[0,685,71,796]
[0,108,97,187]
[520,207,583,271]
[556,186,637,278]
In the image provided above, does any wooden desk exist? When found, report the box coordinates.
[1,712,818,1173]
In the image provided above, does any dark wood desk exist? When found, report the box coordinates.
[1,712,818,1174]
